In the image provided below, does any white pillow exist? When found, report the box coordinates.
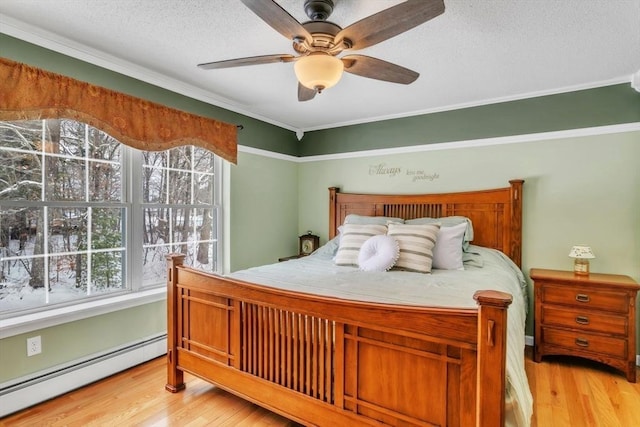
[432,222,467,270]
[405,216,473,251]
[387,223,440,274]
[358,235,400,272]
[334,224,388,266]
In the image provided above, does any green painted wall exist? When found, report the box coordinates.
[297,131,640,345]
[299,84,640,156]
[0,301,165,383]
[230,152,299,271]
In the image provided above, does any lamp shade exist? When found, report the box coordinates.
[568,245,595,259]
[294,52,343,92]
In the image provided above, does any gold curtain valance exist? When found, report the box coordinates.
[0,57,237,163]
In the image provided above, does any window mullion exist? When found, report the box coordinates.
[128,147,141,292]
[84,124,91,296]
[38,121,50,304]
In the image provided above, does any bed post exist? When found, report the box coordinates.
[165,253,186,393]
[508,179,524,268]
[473,290,512,427]
[329,187,339,239]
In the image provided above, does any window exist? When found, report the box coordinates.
[139,147,221,286]
[0,119,222,317]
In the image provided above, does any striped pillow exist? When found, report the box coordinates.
[334,224,388,266]
[387,223,440,273]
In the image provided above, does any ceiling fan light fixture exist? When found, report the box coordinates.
[294,52,343,92]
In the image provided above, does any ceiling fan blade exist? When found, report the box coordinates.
[336,0,445,50]
[298,83,317,102]
[198,54,295,70]
[241,0,313,43]
[342,55,419,84]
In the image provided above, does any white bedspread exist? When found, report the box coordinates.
[229,244,533,426]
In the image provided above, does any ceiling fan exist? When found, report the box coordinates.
[198,0,445,101]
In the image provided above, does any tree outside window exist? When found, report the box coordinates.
[0,119,221,315]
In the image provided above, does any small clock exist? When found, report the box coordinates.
[299,232,320,256]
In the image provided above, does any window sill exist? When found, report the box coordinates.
[0,288,166,339]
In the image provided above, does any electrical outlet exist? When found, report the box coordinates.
[27,336,42,357]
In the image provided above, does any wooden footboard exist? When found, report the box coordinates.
[165,255,512,427]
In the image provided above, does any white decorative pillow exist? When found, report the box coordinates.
[405,216,473,251]
[432,222,467,270]
[334,224,388,266]
[358,235,400,272]
[387,223,440,273]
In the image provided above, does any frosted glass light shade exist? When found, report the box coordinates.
[294,53,343,92]
[568,245,595,259]
[569,245,595,276]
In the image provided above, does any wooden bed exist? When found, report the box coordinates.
[165,179,524,427]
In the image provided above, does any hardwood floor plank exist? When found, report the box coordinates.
[557,358,591,427]
[616,375,640,427]
[1,350,639,426]
[528,351,554,427]
[549,362,572,425]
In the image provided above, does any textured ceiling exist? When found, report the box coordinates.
[1,0,639,133]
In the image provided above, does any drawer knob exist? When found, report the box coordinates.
[575,338,589,347]
[575,293,590,303]
[575,316,590,325]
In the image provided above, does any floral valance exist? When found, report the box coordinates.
[0,57,237,163]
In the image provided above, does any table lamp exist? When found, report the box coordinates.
[568,245,595,276]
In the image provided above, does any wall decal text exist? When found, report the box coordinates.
[369,163,439,182]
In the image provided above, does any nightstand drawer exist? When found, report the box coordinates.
[542,327,627,358]
[542,285,629,313]
[541,306,628,336]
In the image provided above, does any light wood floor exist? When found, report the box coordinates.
[1,348,639,426]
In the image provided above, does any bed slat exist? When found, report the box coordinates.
[240,303,335,404]
[384,203,442,219]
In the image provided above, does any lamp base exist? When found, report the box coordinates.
[573,259,590,276]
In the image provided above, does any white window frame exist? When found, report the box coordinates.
[0,120,224,338]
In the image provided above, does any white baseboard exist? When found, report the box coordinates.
[0,334,167,417]
[525,334,640,367]
[525,335,534,347]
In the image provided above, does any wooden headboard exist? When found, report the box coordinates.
[329,179,524,267]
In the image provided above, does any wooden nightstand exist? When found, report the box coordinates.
[531,268,639,382]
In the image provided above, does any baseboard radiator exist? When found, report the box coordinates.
[0,334,167,417]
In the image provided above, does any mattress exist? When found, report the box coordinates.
[229,244,533,426]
